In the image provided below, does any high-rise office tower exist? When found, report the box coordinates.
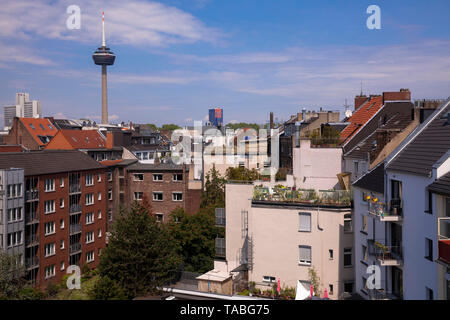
[3,93,42,130]
[92,12,116,124]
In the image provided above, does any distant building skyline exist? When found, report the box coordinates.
[4,93,42,130]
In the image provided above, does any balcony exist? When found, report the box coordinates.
[25,235,39,247]
[253,187,352,207]
[368,200,402,222]
[367,288,401,300]
[215,237,226,258]
[25,190,39,201]
[438,217,450,266]
[69,224,82,235]
[25,256,39,269]
[69,184,81,194]
[215,208,226,227]
[368,239,403,266]
[69,204,82,214]
[69,243,82,254]
[25,212,39,224]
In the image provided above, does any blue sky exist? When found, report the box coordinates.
[1,0,450,126]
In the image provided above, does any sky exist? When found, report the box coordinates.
[1,0,450,126]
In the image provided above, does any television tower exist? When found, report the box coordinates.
[92,12,116,124]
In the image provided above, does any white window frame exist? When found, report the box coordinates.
[133,173,144,181]
[172,192,183,202]
[85,193,94,206]
[44,200,55,214]
[153,192,163,201]
[298,212,311,232]
[85,212,94,225]
[45,265,56,279]
[44,221,55,236]
[153,174,163,182]
[299,245,312,266]
[85,174,94,186]
[44,179,55,192]
[86,231,94,244]
[45,243,55,257]
[134,192,143,201]
[86,251,95,263]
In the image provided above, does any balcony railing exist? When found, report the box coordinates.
[69,184,81,194]
[70,243,82,254]
[25,190,39,201]
[25,212,39,224]
[25,256,39,269]
[69,224,82,235]
[253,187,352,206]
[25,235,39,246]
[215,238,226,258]
[368,201,402,221]
[69,204,82,214]
[367,288,400,300]
[368,239,403,266]
[438,217,450,265]
[215,208,226,227]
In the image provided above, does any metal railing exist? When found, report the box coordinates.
[25,234,39,246]
[252,187,352,206]
[367,288,400,300]
[25,212,39,223]
[215,238,226,258]
[25,256,39,269]
[389,198,403,216]
[70,243,82,254]
[69,184,81,194]
[69,204,82,214]
[25,190,39,201]
[367,239,403,262]
[69,224,82,235]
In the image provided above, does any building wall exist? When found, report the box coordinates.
[3,119,40,150]
[292,139,342,190]
[225,183,354,300]
[435,193,450,300]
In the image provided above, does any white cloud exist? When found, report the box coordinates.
[0,0,221,47]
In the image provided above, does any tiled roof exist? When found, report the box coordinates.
[47,129,107,149]
[20,118,58,146]
[127,162,185,172]
[0,150,104,176]
[340,96,384,144]
[428,172,450,196]
[387,100,450,175]
[353,162,385,194]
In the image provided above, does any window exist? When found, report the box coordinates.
[298,212,311,232]
[153,192,163,201]
[98,192,102,201]
[361,215,368,233]
[136,152,142,160]
[45,243,55,257]
[7,184,22,198]
[362,277,368,291]
[426,287,434,300]
[45,179,55,192]
[85,174,94,186]
[97,173,101,182]
[354,161,359,175]
[85,193,94,205]
[426,191,433,214]
[60,178,64,188]
[45,265,55,279]
[173,174,183,181]
[60,261,65,271]
[44,222,55,236]
[172,192,183,201]
[329,284,334,295]
[263,276,276,283]
[153,174,163,181]
[425,238,433,261]
[97,210,102,220]
[344,214,353,232]
[86,251,95,263]
[7,231,22,247]
[134,192,143,200]
[108,210,113,222]
[60,219,65,229]
[60,240,65,250]
[60,198,64,208]
[107,189,113,201]
[329,249,334,260]
[299,246,312,266]
[7,208,22,222]
[344,248,353,267]
[86,231,94,244]
[362,245,368,262]
[107,171,112,181]
[156,213,164,223]
[86,212,94,225]
[133,174,144,181]
[344,281,354,293]
[142,152,148,160]
[44,200,55,214]
[98,229,102,238]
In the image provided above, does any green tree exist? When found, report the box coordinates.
[160,124,181,131]
[145,123,159,132]
[168,207,220,273]
[0,252,27,299]
[225,166,260,182]
[308,266,322,297]
[98,202,182,299]
[89,276,127,300]
[200,166,226,209]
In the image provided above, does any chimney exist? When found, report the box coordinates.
[354,95,368,110]
[383,89,411,104]
[106,131,114,149]
[270,112,274,129]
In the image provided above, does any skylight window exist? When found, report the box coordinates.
[29,124,36,130]
[48,124,54,130]
[39,124,45,130]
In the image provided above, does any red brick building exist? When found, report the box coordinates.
[0,150,107,288]
[3,117,58,150]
